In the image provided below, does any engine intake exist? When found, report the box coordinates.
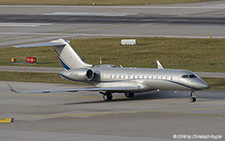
[86,69,94,80]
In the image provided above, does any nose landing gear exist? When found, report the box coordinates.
[190,90,197,102]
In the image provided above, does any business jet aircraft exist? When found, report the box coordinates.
[9,39,208,102]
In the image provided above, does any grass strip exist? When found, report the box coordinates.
[0,71,224,91]
[204,78,225,91]
[1,37,225,72]
[0,0,215,6]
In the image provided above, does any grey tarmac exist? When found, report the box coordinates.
[0,81,225,141]
[1,1,225,47]
[1,1,225,140]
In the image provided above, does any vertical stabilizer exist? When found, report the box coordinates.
[51,39,92,70]
[14,38,93,70]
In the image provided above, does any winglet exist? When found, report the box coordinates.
[6,82,21,93]
[156,60,164,69]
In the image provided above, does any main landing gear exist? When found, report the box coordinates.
[100,92,135,101]
[190,90,197,102]
[100,91,113,101]
[125,93,135,98]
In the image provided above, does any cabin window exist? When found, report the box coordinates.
[114,75,116,79]
[133,76,135,79]
[123,75,126,79]
[110,75,112,79]
[147,76,149,79]
[119,75,121,79]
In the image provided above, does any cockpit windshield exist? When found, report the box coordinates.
[181,74,197,79]
[189,75,197,78]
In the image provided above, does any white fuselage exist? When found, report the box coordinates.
[61,65,208,93]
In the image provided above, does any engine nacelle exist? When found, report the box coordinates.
[61,68,94,81]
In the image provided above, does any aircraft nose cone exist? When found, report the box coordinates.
[197,81,208,90]
[191,78,208,90]
[200,83,208,89]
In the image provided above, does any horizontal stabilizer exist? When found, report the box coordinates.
[14,40,70,48]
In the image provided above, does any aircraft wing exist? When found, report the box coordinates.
[7,83,139,93]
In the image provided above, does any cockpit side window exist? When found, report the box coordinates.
[181,75,189,78]
[189,75,197,78]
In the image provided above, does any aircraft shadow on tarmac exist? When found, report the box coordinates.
[63,90,223,105]
[63,91,177,105]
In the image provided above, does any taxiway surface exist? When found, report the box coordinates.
[0,1,225,47]
[0,81,225,141]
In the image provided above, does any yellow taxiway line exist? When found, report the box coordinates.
[0,118,14,123]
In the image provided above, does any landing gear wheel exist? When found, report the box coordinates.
[190,90,197,102]
[125,93,134,98]
[190,97,196,102]
[103,92,113,101]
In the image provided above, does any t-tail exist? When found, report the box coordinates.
[14,39,93,70]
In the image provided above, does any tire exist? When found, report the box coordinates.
[125,93,134,98]
[190,97,196,102]
[103,93,113,101]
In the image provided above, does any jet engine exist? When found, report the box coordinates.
[61,68,94,81]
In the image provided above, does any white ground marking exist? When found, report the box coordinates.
[43,12,136,16]
[0,23,53,27]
